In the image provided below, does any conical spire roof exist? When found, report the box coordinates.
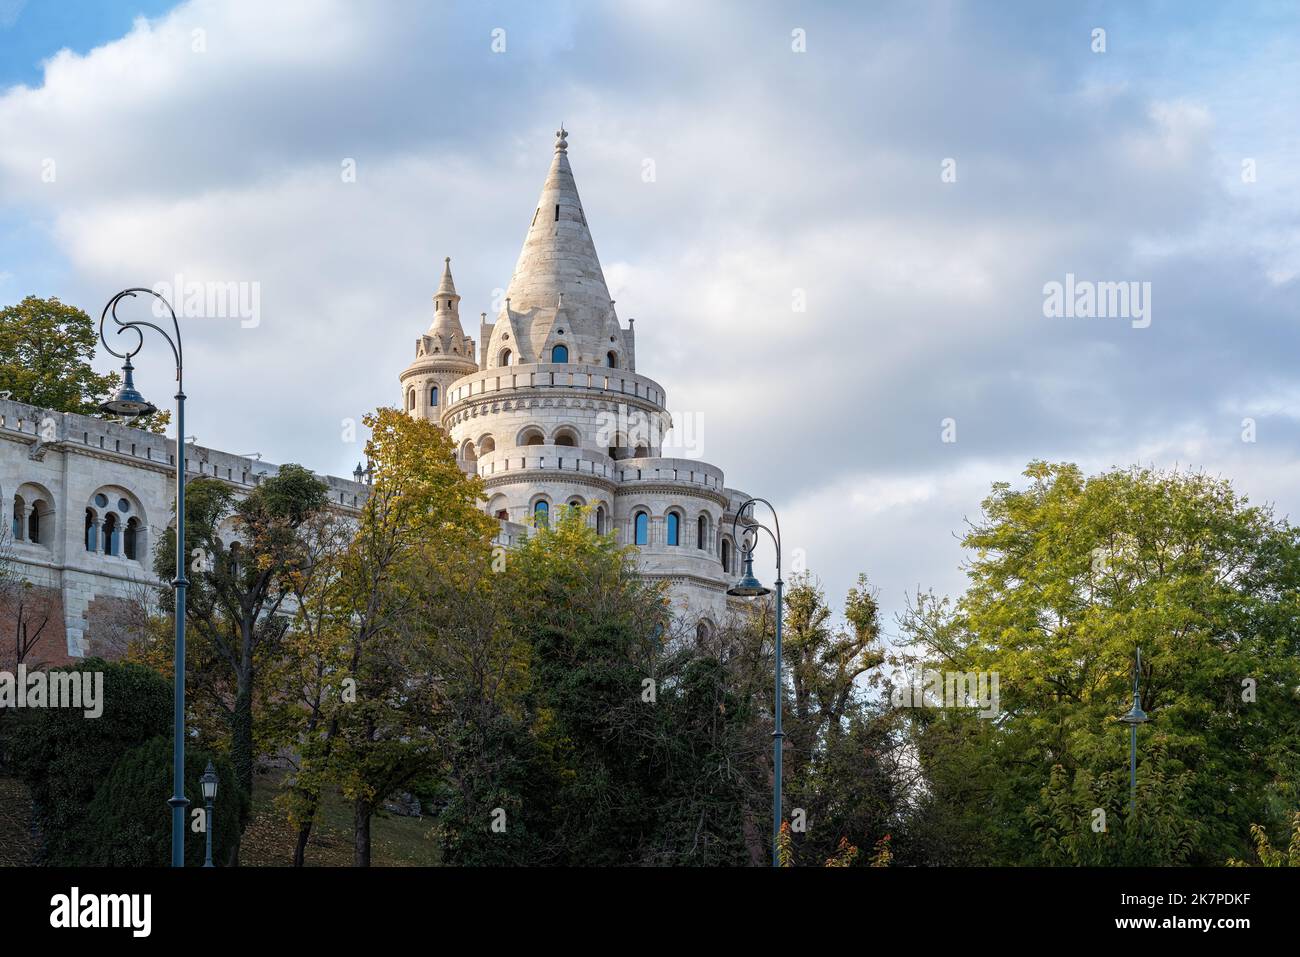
[435,256,459,299]
[505,127,612,312]
[491,128,625,366]
[428,256,469,354]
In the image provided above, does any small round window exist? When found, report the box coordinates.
[94,493,108,508]
[118,498,130,513]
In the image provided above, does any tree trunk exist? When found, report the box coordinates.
[353,800,372,867]
[741,809,766,866]
[292,820,314,867]
[290,713,341,866]
[226,658,255,868]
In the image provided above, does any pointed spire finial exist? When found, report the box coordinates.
[555,125,568,153]
[436,256,458,299]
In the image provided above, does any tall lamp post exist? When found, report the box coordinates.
[725,498,783,867]
[99,288,189,867]
[200,762,218,867]
[1117,646,1149,814]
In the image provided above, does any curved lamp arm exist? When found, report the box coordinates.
[99,288,184,386]
[730,496,782,578]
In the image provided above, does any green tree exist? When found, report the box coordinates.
[146,462,331,863]
[283,408,497,866]
[778,574,899,867]
[510,509,670,864]
[900,461,1300,865]
[647,634,771,865]
[0,295,170,432]
[1228,813,1300,867]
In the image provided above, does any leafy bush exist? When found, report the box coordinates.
[86,736,244,867]
[1,658,171,864]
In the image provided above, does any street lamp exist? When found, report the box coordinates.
[725,498,782,867]
[200,761,218,868]
[99,288,189,867]
[1117,646,1149,814]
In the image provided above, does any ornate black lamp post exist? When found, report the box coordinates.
[200,761,218,867]
[1117,647,1149,814]
[99,288,189,867]
[725,498,783,867]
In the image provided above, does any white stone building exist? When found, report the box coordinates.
[0,128,751,662]
[0,399,367,664]
[400,129,753,632]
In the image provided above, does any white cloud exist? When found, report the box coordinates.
[1,0,1297,619]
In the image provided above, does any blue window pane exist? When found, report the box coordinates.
[634,511,648,545]
[534,501,549,527]
[666,512,679,546]
[552,344,569,363]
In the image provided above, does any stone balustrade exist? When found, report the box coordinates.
[445,363,668,410]
[475,444,615,480]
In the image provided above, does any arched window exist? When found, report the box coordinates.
[85,509,98,552]
[551,344,569,363]
[696,622,711,644]
[102,513,119,556]
[27,502,41,544]
[523,430,545,447]
[430,385,439,406]
[533,500,549,527]
[479,435,496,454]
[721,539,732,574]
[554,428,578,447]
[12,495,23,541]
[634,511,649,546]
[596,506,607,535]
[697,515,708,551]
[407,389,415,411]
[607,351,618,368]
[124,518,140,561]
[666,512,680,546]
[499,348,512,367]
[495,509,509,520]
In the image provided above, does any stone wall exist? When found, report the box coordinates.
[0,397,366,661]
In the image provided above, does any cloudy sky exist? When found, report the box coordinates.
[2,0,1298,637]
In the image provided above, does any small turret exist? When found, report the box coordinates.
[427,257,470,356]
[399,256,478,428]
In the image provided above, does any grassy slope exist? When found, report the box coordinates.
[0,770,441,867]
[239,768,442,867]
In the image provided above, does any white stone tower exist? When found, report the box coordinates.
[401,128,753,630]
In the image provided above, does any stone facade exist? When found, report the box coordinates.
[401,129,754,632]
[0,398,367,663]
